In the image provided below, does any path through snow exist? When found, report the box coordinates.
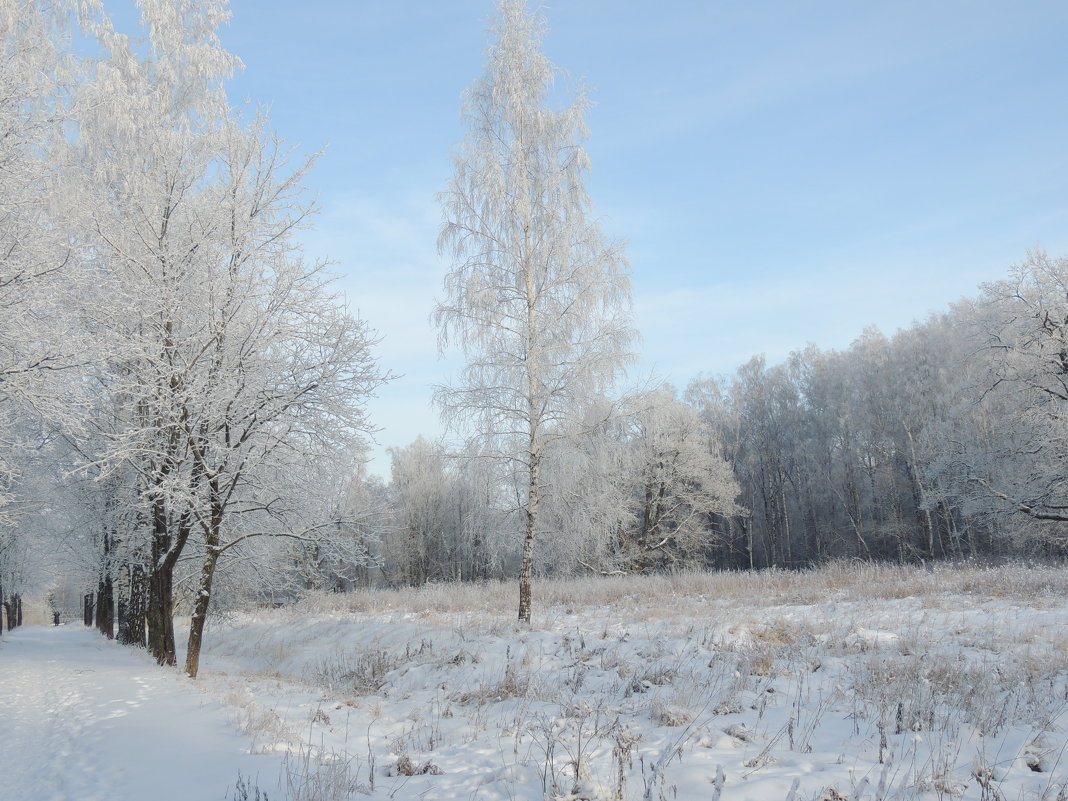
[0,625,284,801]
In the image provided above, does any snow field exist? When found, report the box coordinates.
[193,563,1068,800]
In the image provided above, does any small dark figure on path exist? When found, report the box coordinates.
[53,612,60,626]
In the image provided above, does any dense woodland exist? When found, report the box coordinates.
[1,0,1067,673]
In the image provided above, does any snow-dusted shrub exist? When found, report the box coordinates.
[387,754,442,777]
[454,661,542,706]
[649,697,694,728]
[312,648,406,695]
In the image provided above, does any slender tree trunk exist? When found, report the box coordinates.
[3,596,19,628]
[637,480,655,574]
[95,576,114,639]
[518,449,540,624]
[845,476,872,559]
[943,505,963,559]
[147,500,192,666]
[638,476,668,574]
[117,563,130,644]
[518,241,541,625]
[781,481,793,566]
[144,417,194,665]
[147,502,170,661]
[147,562,176,664]
[759,473,775,567]
[128,564,147,648]
[185,494,223,679]
[185,546,219,678]
[744,517,754,570]
[96,530,115,639]
[117,561,147,648]
[903,427,937,559]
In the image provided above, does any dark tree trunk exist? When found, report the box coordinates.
[147,565,176,665]
[147,502,170,662]
[83,593,95,626]
[95,577,114,639]
[95,529,115,638]
[4,594,20,630]
[185,547,219,678]
[186,488,226,678]
[637,472,668,575]
[119,564,147,648]
[116,575,129,644]
[146,499,192,666]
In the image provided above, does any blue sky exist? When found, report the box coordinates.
[146,1,1068,477]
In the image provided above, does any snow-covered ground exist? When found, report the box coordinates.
[0,625,284,801]
[3,563,1067,801]
[195,563,1068,800]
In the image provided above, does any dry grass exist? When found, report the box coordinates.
[289,561,1068,621]
[223,690,299,753]
[311,648,407,695]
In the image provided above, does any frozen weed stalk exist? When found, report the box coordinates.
[283,742,369,801]
[228,772,269,801]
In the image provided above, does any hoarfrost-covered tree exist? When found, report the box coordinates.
[971,250,1068,534]
[69,0,239,666]
[71,0,387,673]
[177,125,387,678]
[0,0,78,411]
[0,0,87,618]
[537,401,633,577]
[435,0,635,623]
[622,389,741,573]
[386,437,456,585]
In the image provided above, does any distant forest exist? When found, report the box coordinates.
[379,250,1068,584]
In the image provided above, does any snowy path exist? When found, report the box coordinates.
[0,625,284,801]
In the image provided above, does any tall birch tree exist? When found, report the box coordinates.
[436,0,635,623]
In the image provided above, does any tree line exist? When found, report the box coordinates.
[377,253,1068,589]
